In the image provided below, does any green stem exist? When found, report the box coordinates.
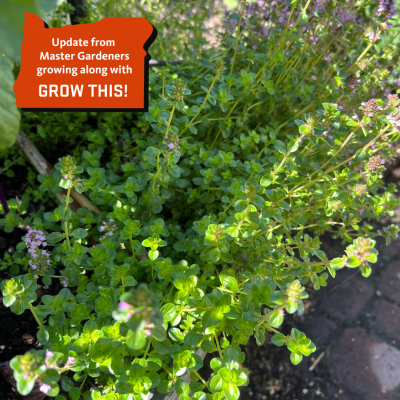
[64,187,71,250]
[179,77,218,137]
[229,0,247,79]
[142,339,151,361]
[129,239,138,263]
[287,123,392,198]
[80,371,88,391]
[192,369,208,388]
[281,260,330,266]
[28,303,43,328]
[152,154,162,193]
[210,101,238,149]
[213,332,223,358]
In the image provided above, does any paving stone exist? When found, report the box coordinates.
[378,261,400,304]
[300,315,337,348]
[317,271,373,322]
[329,327,400,400]
[379,236,400,257]
[369,298,400,344]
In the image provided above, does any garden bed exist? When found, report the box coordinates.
[1,158,399,400]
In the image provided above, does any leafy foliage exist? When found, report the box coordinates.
[1,0,400,399]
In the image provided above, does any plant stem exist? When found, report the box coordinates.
[64,187,71,250]
[192,369,208,388]
[28,303,43,328]
[129,239,138,263]
[143,339,151,360]
[179,77,218,137]
[80,371,88,391]
[229,0,247,79]
[213,332,223,358]
[210,101,239,149]
[152,154,162,193]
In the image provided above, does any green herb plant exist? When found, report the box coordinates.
[1,0,400,399]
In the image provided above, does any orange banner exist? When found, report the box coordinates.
[14,13,156,111]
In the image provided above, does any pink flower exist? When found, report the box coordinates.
[119,301,130,310]
[65,356,75,367]
[40,383,51,394]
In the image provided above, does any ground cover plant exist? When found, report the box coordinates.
[1,0,400,399]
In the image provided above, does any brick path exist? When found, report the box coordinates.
[298,236,400,400]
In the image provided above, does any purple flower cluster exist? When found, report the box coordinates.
[164,134,181,153]
[366,28,380,43]
[341,73,361,95]
[348,240,373,269]
[65,356,75,368]
[387,93,399,106]
[45,350,56,369]
[376,0,397,19]
[388,108,400,129]
[60,276,69,288]
[366,156,385,174]
[25,229,50,278]
[361,99,381,118]
[99,219,118,240]
[172,80,186,102]
[353,184,367,196]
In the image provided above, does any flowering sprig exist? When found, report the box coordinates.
[365,156,385,174]
[56,155,83,192]
[376,0,397,19]
[25,229,51,278]
[366,28,381,43]
[340,73,361,95]
[112,284,165,350]
[361,98,382,118]
[9,349,73,396]
[270,280,309,314]
[330,238,378,277]
[353,183,368,196]
[164,133,181,153]
[60,273,69,288]
[387,106,400,129]
[99,218,118,240]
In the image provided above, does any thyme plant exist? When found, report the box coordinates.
[1,0,400,399]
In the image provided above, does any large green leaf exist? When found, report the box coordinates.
[0,0,62,149]
[0,56,20,149]
[0,0,63,61]
[0,0,38,62]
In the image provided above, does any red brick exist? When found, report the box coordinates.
[301,316,337,348]
[378,261,400,303]
[369,299,400,343]
[380,236,400,257]
[317,271,373,322]
[329,328,400,400]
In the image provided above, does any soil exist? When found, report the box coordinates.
[1,160,400,400]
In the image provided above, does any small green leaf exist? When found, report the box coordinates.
[47,232,65,244]
[271,333,286,347]
[70,228,88,239]
[209,248,221,263]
